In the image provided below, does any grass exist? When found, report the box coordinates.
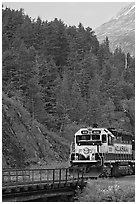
[76,178,135,202]
[29,160,70,169]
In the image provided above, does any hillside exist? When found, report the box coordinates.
[2,92,70,168]
[2,6,135,169]
[95,2,135,55]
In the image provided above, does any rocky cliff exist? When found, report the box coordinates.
[2,92,70,168]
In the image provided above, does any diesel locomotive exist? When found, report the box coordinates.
[69,125,135,177]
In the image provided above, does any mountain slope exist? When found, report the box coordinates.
[2,92,70,168]
[95,3,135,55]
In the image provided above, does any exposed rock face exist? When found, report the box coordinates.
[2,92,69,168]
[95,3,135,56]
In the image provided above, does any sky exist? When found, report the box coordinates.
[2,1,131,29]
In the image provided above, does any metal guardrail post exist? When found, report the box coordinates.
[59,169,61,184]
[40,169,42,183]
[28,169,30,183]
[47,169,49,181]
[65,168,67,184]
[31,169,33,183]
[2,171,4,185]
[16,170,18,183]
[53,169,55,184]
[8,170,11,184]
[23,170,25,183]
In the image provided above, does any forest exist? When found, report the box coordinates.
[2,7,135,137]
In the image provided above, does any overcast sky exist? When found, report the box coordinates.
[3,1,130,29]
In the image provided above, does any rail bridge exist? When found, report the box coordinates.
[2,167,86,202]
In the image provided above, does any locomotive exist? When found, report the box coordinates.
[69,125,135,177]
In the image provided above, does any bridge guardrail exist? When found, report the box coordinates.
[2,167,85,187]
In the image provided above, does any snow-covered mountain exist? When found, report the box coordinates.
[95,2,135,56]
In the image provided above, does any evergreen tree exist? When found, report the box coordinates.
[77,52,99,98]
[70,80,87,123]
[46,18,69,71]
[39,56,58,114]
[55,73,71,132]
[19,15,33,48]
[121,98,135,134]
[113,47,125,76]
[2,6,135,134]
[86,93,101,126]
[2,7,24,47]
[101,98,116,127]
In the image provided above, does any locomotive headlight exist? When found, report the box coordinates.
[90,154,95,160]
[83,147,89,154]
[79,149,82,153]
[89,149,92,153]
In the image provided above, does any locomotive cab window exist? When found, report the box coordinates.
[76,135,90,143]
[92,134,100,140]
[102,134,107,143]
[108,134,114,145]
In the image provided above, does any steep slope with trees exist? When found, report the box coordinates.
[2,92,70,168]
[2,6,135,168]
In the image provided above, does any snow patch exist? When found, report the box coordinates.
[124,4,135,16]
[112,3,135,20]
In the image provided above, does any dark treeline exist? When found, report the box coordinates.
[2,7,135,135]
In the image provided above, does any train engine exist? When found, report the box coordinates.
[69,126,135,177]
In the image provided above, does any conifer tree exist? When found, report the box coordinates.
[39,57,58,114]
[70,80,87,123]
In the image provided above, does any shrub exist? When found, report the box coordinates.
[76,178,135,202]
